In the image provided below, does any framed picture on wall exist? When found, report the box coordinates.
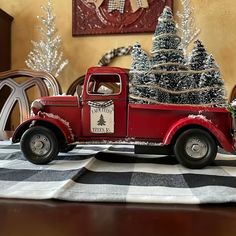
[72,0,173,36]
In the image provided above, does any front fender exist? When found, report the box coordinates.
[12,112,75,144]
[163,116,234,152]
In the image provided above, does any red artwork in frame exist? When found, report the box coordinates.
[72,0,173,36]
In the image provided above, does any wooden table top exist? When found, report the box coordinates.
[0,198,235,236]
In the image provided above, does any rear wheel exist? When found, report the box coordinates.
[174,128,217,169]
[21,126,59,164]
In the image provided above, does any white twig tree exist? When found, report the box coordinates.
[177,0,200,57]
[26,0,68,78]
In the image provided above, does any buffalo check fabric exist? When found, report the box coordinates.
[1,141,236,203]
[108,0,126,13]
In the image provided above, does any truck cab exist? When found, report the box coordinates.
[80,67,128,138]
[12,67,236,169]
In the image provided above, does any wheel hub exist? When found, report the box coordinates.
[30,134,51,156]
[185,138,208,159]
[34,141,44,149]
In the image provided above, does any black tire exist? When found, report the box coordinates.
[60,144,76,153]
[174,128,217,169]
[20,126,59,165]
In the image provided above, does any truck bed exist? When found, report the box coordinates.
[127,103,231,142]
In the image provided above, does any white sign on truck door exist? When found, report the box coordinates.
[89,101,114,134]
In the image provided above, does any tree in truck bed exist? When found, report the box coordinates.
[129,6,226,107]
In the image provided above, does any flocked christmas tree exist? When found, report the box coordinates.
[130,42,150,74]
[189,40,208,71]
[128,6,226,107]
[26,0,68,78]
[150,6,187,104]
[151,6,185,71]
[200,54,226,104]
[188,40,226,105]
[129,42,151,103]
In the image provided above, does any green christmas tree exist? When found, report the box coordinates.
[201,54,226,105]
[188,42,226,106]
[129,42,151,103]
[189,40,208,71]
[97,114,106,126]
[150,6,187,104]
[130,42,150,72]
[129,6,227,107]
[151,6,185,71]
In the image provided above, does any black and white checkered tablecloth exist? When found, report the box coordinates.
[1,141,236,204]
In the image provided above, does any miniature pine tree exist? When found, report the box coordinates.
[150,6,187,104]
[187,40,209,104]
[130,6,227,107]
[151,6,185,71]
[198,73,208,104]
[25,0,68,78]
[203,55,226,106]
[129,42,151,103]
[189,40,208,71]
[204,55,222,85]
[97,114,106,126]
[130,42,150,72]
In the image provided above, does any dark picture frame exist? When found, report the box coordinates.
[72,0,173,36]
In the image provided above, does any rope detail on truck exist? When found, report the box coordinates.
[129,95,222,107]
[129,68,218,75]
[130,84,224,95]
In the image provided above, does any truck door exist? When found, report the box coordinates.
[81,71,128,138]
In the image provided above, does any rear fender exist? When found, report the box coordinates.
[163,116,234,152]
[12,112,74,144]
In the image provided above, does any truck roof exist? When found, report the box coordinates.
[86,66,129,75]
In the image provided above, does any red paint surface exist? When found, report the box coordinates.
[128,103,233,151]
[13,66,235,153]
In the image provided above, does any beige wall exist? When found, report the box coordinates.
[1,0,236,97]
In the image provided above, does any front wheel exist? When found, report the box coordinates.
[20,126,59,164]
[174,128,217,169]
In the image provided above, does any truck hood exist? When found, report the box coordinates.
[37,95,78,107]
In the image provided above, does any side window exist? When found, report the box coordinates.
[87,74,121,95]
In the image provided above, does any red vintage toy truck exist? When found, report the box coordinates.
[12,67,236,169]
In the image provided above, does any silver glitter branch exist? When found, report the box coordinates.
[177,0,200,57]
[26,0,68,78]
